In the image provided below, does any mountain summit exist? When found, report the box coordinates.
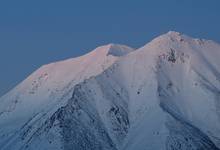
[1,31,220,150]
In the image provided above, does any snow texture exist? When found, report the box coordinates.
[1,31,220,150]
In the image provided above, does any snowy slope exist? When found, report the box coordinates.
[1,31,220,150]
[120,31,220,150]
[0,44,134,150]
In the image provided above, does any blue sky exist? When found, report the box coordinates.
[0,0,220,96]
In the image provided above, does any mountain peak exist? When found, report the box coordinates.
[87,43,134,58]
[165,30,190,41]
[167,30,182,36]
[160,31,188,42]
[106,43,134,56]
[146,31,200,48]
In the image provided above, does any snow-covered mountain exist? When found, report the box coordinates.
[1,31,220,150]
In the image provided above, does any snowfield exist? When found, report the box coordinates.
[0,31,220,150]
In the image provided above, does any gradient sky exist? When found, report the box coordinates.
[0,0,220,97]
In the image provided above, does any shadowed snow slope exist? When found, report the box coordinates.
[1,31,220,150]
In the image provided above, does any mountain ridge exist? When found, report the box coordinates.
[1,31,220,150]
